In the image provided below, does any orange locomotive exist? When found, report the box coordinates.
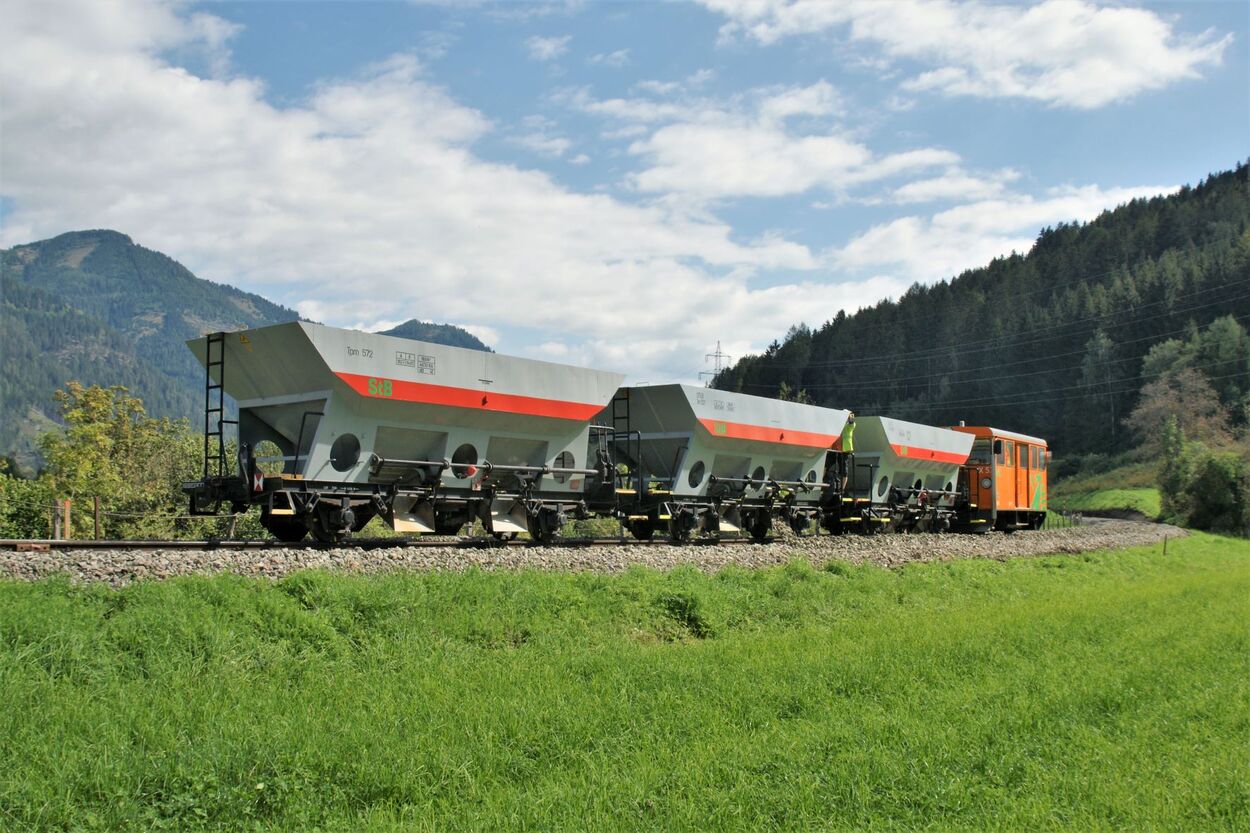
[949,426,1049,531]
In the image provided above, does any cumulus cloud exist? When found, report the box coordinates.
[512,115,573,157]
[525,34,571,61]
[0,0,869,383]
[887,167,1020,204]
[700,0,1231,108]
[832,183,1174,281]
[569,81,957,199]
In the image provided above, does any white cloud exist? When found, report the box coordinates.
[456,323,501,347]
[757,79,842,121]
[0,0,867,383]
[634,68,716,96]
[570,81,957,199]
[833,183,1174,281]
[512,115,573,157]
[589,48,630,67]
[525,34,571,61]
[514,133,572,157]
[887,167,1020,204]
[700,0,1232,108]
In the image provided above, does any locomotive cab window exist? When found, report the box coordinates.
[994,439,1005,466]
[968,440,992,465]
[1004,441,1014,467]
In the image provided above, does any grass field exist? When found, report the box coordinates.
[1052,459,1162,518]
[2,535,1247,831]
[1052,487,1163,518]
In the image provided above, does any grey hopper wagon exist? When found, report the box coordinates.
[185,322,623,542]
[836,416,973,533]
[606,384,850,541]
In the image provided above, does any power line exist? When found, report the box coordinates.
[837,368,1250,416]
[730,277,1249,372]
[699,341,731,385]
[747,313,1250,393]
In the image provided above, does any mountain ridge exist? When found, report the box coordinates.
[713,162,1250,457]
[0,230,489,469]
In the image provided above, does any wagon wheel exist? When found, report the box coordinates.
[628,519,655,541]
[667,512,695,544]
[748,512,771,543]
[788,514,810,536]
[491,531,519,542]
[311,522,347,542]
[350,507,377,533]
[527,508,562,545]
[261,511,308,543]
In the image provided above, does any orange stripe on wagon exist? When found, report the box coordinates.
[890,444,970,465]
[336,372,604,421]
[697,418,840,448]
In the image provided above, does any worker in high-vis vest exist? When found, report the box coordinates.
[835,412,856,493]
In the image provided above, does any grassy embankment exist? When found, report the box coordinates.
[1051,459,1162,519]
[1,534,1247,831]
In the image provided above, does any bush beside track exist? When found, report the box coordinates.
[0,532,1245,831]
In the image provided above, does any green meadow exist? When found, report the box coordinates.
[1051,459,1163,519]
[1054,487,1163,519]
[1,534,1247,832]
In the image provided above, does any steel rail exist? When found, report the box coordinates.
[1,535,776,552]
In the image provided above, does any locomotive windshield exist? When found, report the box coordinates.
[967,439,992,465]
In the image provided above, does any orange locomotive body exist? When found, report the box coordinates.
[949,426,1049,531]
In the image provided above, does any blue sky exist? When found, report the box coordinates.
[2,0,1247,382]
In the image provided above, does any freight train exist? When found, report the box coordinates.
[184,322,1049,543]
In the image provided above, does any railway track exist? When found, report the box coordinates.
[1,522,1180,588]
[0,535,773,552]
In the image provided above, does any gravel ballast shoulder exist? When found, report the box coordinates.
[0,521,1185,587]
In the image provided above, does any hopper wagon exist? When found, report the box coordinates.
[835,416,974,533]
[605,384,850,541]
[184,322,623,543]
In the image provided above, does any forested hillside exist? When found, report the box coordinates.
[1,230,487,469]
[714,164,1250,456]
[378,319,490,351]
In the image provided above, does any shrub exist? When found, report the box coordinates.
[1184,452,1250,536]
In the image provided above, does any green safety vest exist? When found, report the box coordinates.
[842,421,855,453]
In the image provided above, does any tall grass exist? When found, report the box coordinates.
[1,535,1247,831]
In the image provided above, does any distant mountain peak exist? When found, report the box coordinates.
[1,230,495,466]
[376,318,491,352]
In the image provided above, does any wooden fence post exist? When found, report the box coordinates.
[94,496,102,540]
[64,499,72,540]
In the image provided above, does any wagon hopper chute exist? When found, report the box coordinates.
[185,322,623,543]
[837,416,974,533]
[607,384,849,541]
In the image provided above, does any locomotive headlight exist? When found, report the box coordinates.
[980,477,992,489]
